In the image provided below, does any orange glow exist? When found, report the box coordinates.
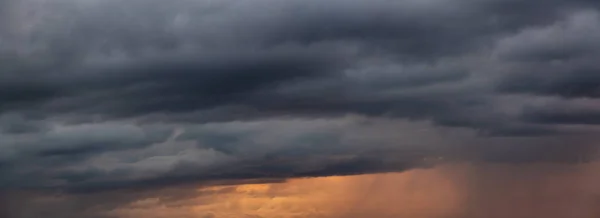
[113,166,465,218]
[111,163,600,218]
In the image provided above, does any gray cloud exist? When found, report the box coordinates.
[3,0,600,217]
[519,98,600,125]
[495,10,600,97]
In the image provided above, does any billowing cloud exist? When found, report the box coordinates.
[3,0,600,217]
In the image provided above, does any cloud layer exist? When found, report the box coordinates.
[2,0,600,217]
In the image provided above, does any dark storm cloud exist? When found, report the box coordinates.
[19,120,420,193]
[17,0,596,61]
[66,153,423,194]
[0,113,48,134]
[0,49,345,114]
[523,109,600,125]
[3,2,600,217]
[497,60,600,98]
[494,10,600,98]
[519,98,600,125]
[50,50,345,116]
[0,0,596,131]
[2,48,495,134]
[0,0,12,28]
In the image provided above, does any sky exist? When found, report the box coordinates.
[2,0,600,217]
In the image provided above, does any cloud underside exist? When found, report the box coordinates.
[1,0,600,200]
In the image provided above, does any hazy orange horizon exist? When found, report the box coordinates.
[109,162,600,218]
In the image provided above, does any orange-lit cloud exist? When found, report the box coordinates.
[111,166,465,218]
[109,162,600,218]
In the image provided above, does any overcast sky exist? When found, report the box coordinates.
[2,0,600,217]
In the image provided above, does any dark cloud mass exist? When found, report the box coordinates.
[2,0,600,217]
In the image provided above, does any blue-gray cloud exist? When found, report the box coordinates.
[3,0,600,217]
